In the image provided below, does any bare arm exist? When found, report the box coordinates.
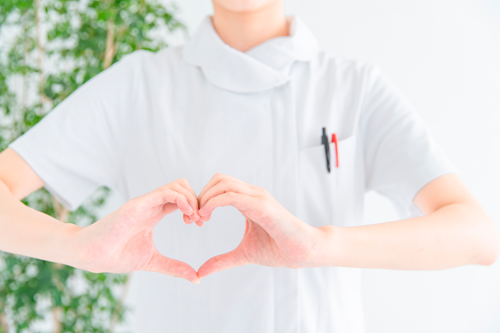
[320,174,500,269]
[0,148,78,264]
[194,173,499,279]
[0,148,201,283]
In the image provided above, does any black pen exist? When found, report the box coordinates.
[321,127,331,173]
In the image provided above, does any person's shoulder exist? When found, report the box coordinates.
[116,46,185,72]
[308,52,391,98]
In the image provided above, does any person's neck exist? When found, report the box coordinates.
[212,2,289,53]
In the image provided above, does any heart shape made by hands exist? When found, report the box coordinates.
[153,206,246,278]
[85,174,321,284]
[152,174,323,282]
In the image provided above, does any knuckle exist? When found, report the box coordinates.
[165,183,177,191]
[257,187,269,195]
[162,187,175,195]
[156,189,170,200]
[213,172,225,180]
[165,184,178,193]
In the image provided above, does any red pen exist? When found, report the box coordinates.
[331,133,339,168]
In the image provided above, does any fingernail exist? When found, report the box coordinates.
[187,205,194,215]
[199,206,206,215]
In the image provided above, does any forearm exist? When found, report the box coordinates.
[0,180,82,266]
[320,203,499,270]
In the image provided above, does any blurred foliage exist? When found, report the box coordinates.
[0,0,184,332]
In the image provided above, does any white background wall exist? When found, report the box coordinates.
[165,0,500,331]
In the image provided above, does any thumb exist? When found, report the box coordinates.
[144,250,200,284]
[197,247,249,280]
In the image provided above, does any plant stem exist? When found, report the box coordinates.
[0,312,9,333]
[18,16,29,138]
[52,307,62,333]
[51,196,69,222]
[34,0,50,114]
[104,18,115,69]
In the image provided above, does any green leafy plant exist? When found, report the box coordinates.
[0,0,185,331]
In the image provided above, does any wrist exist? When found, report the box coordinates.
[52,222,84,268]
[316,225,343,267]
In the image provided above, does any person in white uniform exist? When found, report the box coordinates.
[0,0,498,332]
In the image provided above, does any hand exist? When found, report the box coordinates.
[69,179,201,284]
[196,173,327,279]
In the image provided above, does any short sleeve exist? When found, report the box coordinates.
[9,51,145,211]
[360,65,456,219]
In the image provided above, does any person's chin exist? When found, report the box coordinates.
[213,0,279,13]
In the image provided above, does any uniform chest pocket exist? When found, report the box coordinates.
[297,136,358,227]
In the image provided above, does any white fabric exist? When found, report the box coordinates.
[10,16,455,333]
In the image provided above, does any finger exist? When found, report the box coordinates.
[174,179,201,219]
[165,181,200,220]
[198,212,211,224]
[194,216,206,227]
[133,188,193,218]
[197,173,224,203]
[171,184,200,221]
[161,202,179,216]
[176,178,197,196]
[199,192,256,217]
[198,173,246,203]
[197,247,249,279]
[183,214,192,225]
[156,188,194,216]
[198,179,255,208]
[144,251,200,284]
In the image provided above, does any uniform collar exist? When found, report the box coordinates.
[183,16,319,93]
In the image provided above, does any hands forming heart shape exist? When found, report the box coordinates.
[69,174,329,284]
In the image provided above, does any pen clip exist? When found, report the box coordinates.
[322,127,331,173]
[331,133,339,168]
